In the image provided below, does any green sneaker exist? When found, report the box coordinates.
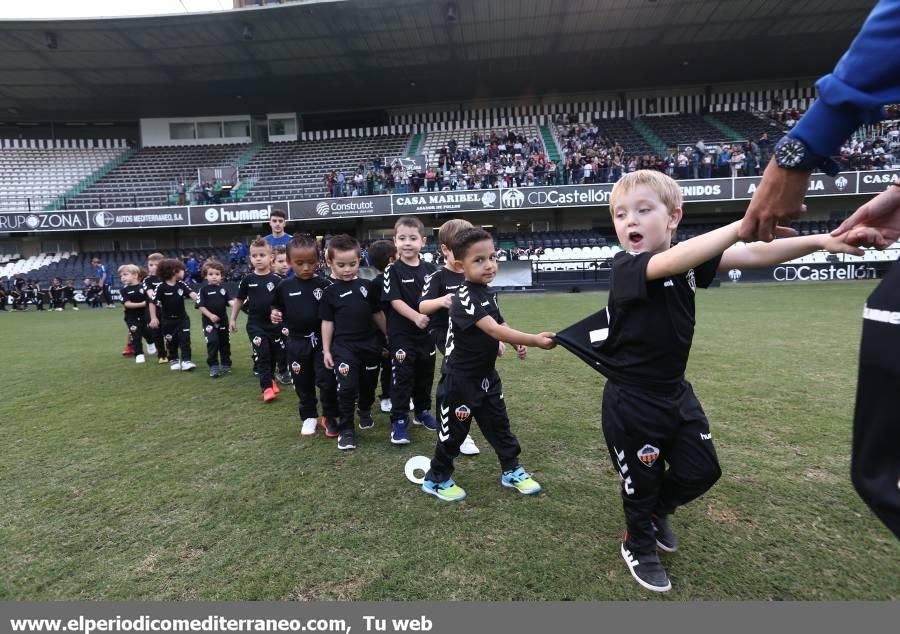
[501,467,542,495]
[421,478,466,502]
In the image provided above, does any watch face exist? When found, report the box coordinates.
[777,139,805,168]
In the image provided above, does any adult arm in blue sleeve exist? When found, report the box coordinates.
[791,0,900,157]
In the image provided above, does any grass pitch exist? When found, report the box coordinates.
[0,282,897,600]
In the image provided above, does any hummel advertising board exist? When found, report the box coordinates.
[290,195,392,221]
[188,201,289,227]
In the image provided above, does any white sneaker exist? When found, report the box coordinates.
[410,398,415,409]
[146,343,157,355]
[56,308,63,312]
[460,434,480,456]
[300,417,318,436]
[180,360,197,371]
[170,360,182,371]
[135,354,146,364]
[380,398,392,413]
[73,307,79,311]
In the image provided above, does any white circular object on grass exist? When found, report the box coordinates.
[404,455,431,484]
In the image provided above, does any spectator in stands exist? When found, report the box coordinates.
[758,133,772,166]
[177,181,187,205]
[335,171,346,197]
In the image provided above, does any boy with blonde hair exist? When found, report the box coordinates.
[576,169,867,592]
[119,264,154,364]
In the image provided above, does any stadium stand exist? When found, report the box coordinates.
[0,141,130,212]
[64,144,250,210]
[238,135,409,202]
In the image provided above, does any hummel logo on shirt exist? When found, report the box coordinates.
[401,279,415,283]
[289,291,302,296]
[664,280,674,287]
[248,283,258,287]
[339,290,352,298]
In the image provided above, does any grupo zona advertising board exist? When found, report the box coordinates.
[0,211,87,232]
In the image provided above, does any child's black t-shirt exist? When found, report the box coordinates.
[237,272,281,323]
[443,281,504,378]
[420,266,464,340]
[319,278,380,346]
[197,283,233,325]
[155,280,194,320]
[383,258,436,339]
[593,250,721,390]
[272,276,331,337]
[121,284,146,319]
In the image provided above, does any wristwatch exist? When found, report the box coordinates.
[773,135,840,177]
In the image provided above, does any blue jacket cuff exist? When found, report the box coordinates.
[789,100,868,158]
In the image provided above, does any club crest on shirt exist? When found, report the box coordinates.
[177,288,183,296]
[455,405,471,422]
[637,444,660,467]
[291,362,301,374]
[266,282,275,292]
[220,288,226,296]
[313,288,323,301]
[360,285,368,298]
[338,362,350,376]
[686,269,696,292]
[252,336,262,346]
[394,349,406,362]
[282,327,289,337]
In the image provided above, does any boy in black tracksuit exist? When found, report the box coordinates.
[150,258,199,371]
[422,227,556,503]
[383,216,438,445]
[419,218,481,456]
[556,170,867,592]
[118,264,154,363]
[272,235,338,436]
[231,239,283,402]
[196,260,235,378]
[365,240,397,414]
[143,253,167,363]
[62,280,78,310]
[48,278,64,311]
[320,235,386,451]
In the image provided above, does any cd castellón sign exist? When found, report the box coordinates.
[1,169,895,232]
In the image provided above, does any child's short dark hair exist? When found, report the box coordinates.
[157,258,186,280]
[326,234,360,260]
[273,246,287,258]
[438,218,474,250]
[270,208,287,220]
[451,227,494,260]
[250,238,271,251]
[367,240,396,272]
[202,259,225,277]
[394,216,426,237]
[287,234,319,258]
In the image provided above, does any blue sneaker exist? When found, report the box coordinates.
[421,478,466,502]
[501,466,542,495]
[391,417,410,445]
[413,410,438,431]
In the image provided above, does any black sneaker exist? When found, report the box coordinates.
[337,429,356,450]
[620,536,672,592]
[277,371,292,385]
[358,410,375,430]
[652,514,678,553]
[320,416,339,438]
[209,365,220,378]
[219,365,232,375]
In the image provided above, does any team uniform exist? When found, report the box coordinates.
[121,284,154,356]
[594,251,722,581]
[154,280,195,365]
[383,259,437,422]
[369,272,392,404]
[49,283,64,311]
[237,272,283,391]
[26,283,44,310]
[426,281,521,483]
[12,277,26,309]
[420,266,465,354]
[197,283,234,373]
[142,274,166,359]
[319,278,382,435]
[62,284,78,310]
[272,275,338,423]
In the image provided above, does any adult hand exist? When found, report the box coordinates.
[738,159,810,242]
[832,185,900,248]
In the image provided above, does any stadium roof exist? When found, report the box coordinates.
[0,0,879,122]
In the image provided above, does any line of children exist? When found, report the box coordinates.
[319,235,387,450]
[421,227,556,502]
[419,218,481,456]
[230,239,284,402]
[271,235,338,436]
[118,264,156,364]
[364,240,397,415]
[196,260,235,378]
[558,169,870,593]
[149,258,199,371]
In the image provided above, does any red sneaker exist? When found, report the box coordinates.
[121,345,135,357]
[320,416,339,438]
[271,380,281,394]
[263,387,277,402]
